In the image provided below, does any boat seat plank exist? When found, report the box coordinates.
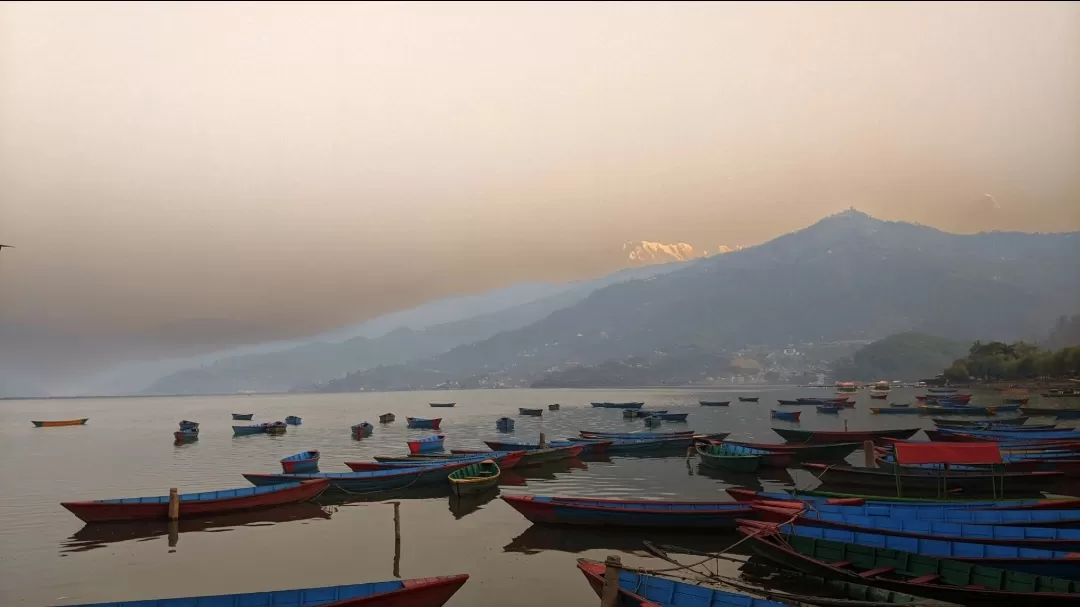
[908,574,941,584]
[857,566,895,578]
[828,561,852,568]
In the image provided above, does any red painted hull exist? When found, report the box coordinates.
[281,453,321,473]
[61,479,330,523]
[357,575,468,606]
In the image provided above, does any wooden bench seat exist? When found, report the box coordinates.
[858,566,895,578]
[908,574,941,584]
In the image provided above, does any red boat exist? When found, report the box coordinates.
[345,450,526,472]
[61,479,330,523]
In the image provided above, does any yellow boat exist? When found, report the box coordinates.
[32,418,89,427]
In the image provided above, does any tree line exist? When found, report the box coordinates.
[944,339,1080,382]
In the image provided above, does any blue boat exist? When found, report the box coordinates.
[406,417,441,429]
[816,405,841,414]
[243,461,471,492]
[351,422,374,436]
[232,413,254,420]
[285,415,302,425]
[937,427,1080,440]
[630,409,667,418]
[928,388,960,394]
[577,558,787,607]
[763,521,1080,580]
[233,424,266,436]
[768,501,1080,527]
[590,402,645,409]
[771,410,801,421]
[173,428,199,441]
[731,488,1080,510]
[280,450,320,473]
[178,420,199,430]
[495,417,514,431]
[753,502,1080,551]
[578,430,696,439]
[502,495,754,528]
[59,575,470,606]
[649,412,688,422]
[408,434,445,453]
[371,451,521,465]
[571,437,700,453]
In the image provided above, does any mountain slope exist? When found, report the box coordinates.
[322,211,1080,391]
[831,332,970,381]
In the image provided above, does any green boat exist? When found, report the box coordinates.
[448,460,500,496]
[695,443,761,473]
[739,561,958,606]
[742,523,1080,605]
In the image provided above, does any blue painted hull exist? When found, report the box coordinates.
[232,425,265,435]
[232,413,254,420]
[771,521,1080,580]
[772,412,800,421]
[578,430,696,439]
[939,428,1080,440]
[737,489,1077,510]
[590,402,645,409]
[776,501,1080,527]
[578,558,786,607]
[406,419,439,429]
[650,413,689,422]
[502,495,753,528]
[243,462,467,492]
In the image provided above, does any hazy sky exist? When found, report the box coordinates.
[2,2,1079,378]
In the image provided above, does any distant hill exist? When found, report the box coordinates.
[530,347,738,388]
[831,332,969,381]
[321,210,1080,392]
[142,263,684,395]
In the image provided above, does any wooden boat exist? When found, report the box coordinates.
[232,424,266,436]
[727,488,1080,510]
[773,427,920,444]
[548,403,560,410]
[928,388,960,394]
[232,413,254,420]
[644,416,663,427]
[378,413,395,423]
[589,402,645,409]
[61,479,330,523]
[485,439,611,454]
[281,450,320,473]
[502,495,753,528]
[285,415,302,425]
[709,443,794,467]
[407,434,445,454]
[453,444,584,467]
[178,420,199,430]
[352,422,374,436]
[723,440,861,460]
[871,406,923,414]
[1043,390,1080,398]
[265,421,287,435]
[802,462,1064,492]
[495,417,514,431]
[935,427,1080,441]
[771,410,801,421]
[891,403,910,408]
[745,519,1080,581]
[649,412,688,422]
[870,392,889,399]
[578,430,695,438]
[817,405,842,414]
[243,461,474,492]
[695,443,762,472]
[59,574,469,606]
[31,418,89,427]
[518,408,543,416]
[429,402,456,408]
[577,558,791,607]
[173,429,199,441]
[363,451,526,470]
[575,436,699,453]
[739,396,760,402]
[1003,398,1030,405]
[448,459,500,496]
[699,400,731,406]
[917,405,999,416]
[777,399,803,405]
[762,497,1080,526]
[740,522,1080,605]
[406,417,442,429]
[752,502,1080,551]
[933,417,1030,428]
[629,409,667,418]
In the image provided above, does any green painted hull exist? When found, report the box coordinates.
[695,444,761,473]
[448,461,500,496]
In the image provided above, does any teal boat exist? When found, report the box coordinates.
[695,443,761,472]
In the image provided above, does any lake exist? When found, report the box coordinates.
[0,387,939,605]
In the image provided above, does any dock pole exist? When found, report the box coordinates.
[168,488,179,520]
[392,501,401,578]
[601,554,622,606]
[863,440,875,468]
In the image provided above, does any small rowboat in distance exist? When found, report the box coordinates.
[406,417,442,429]
[352,422,374,437]
[699,400,730,406]
[590,402,645,409]
[61,478,330,523]
[232,413,254,420]
[408,434,446,454]
[233,424,266,436]
[378,413,395,423]
[548,403,560,410]
[518,408,543,416]
[448,459,500,496]
[649,412,688,422]
[429,402,456,408]
[738,396,759,402]
[285,415,302,425]
[178,420,199,429]
[281,450,321,473]
[174,429,199,441]
[816,405,841,414]
[496,417,514,431]
[771,410,801,421]
[32,418,89,427]
[502,495,753,528]
[57,573,469,607]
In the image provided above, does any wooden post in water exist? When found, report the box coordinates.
[168,520,179,547]
[863,440,875,468]
[539,432,547,448]
[168,488,179,520]
[600,554,622,607]
[392,501,401,578]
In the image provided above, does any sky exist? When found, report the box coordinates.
[1,2,1079,387]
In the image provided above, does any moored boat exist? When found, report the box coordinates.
[448,459,500,496]
[771,410,801,421]
[756,498,1080,525]
[738,396,760,402]
[577,558,791,607]
[378,413,395,423]
[484,439,611,454]
[178,420,199,430]
[352,422,374,436]
[61,479,330,523]
[429,402,456,408]
[589,402,645,409]
[518,408,543,416]
[265,421,287,435]
[502,495,753,528]
[453,444,584,467]
[231,413,254,420]
[726,487,1080,509]
[285,415,302,425]
[361,450,526,471]
[281,450,321,473]
[932,417,1030,428]
[802,461,1064,492]
[173,428,199,441]
[817,405,842,414]
[232,424,266,436]
[243,461,473,492]
[870,391,889,399]
[649,412,688,422]
[722,440,861,461]
[407,434,445,454]
[495,417,514,431]
[58,574,469,606]
[871,406,923,414]
[406,417,442,429]
[709,443,794,467]
[699,400,731,406]
[548,403,560,411]
[31,418,89,427]
[695,443,761,472]
[773,427,920,444]
[578,429,696,438]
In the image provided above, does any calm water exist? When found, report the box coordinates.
[0,387,950,605]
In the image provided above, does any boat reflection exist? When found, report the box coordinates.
[511,458,588,482]
[62,503,331,553]
[315,483,453,506]
[503,523,738,556]
[691,463,794,489]
[448,487,500,519]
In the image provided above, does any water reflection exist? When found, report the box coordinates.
[503,524,740,556]
[448,487,500,519]
[62,503,332,553]
[691,464,793,489]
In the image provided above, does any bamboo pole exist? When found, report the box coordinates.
[863,440,875,468]
[392,501,401,578]
[600,555,622,606]
[168,488,179,520]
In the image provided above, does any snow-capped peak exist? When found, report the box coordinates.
[623,241,747,265]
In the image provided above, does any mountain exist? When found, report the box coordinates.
[831,332,970,382]
[622,241,748,265]
[141,263,683,395]
[321,210,1080,391]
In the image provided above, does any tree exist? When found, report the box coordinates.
[943,361,969,382]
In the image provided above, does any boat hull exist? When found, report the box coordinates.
[696,444,762,472]
[62,479,330,523]
[32,418,89,427]
[448,461,500,497]
[724,440,861,461]
[243,462,470,492]
[502,495,753,528]
[589,402,645,409]
[281,451,321,473]
[803,462,1064,492]
[406,417,442,429]
[408,436,445,454]
[231,413,254,420]
[774,427,920,444]
[360,451,525,471]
